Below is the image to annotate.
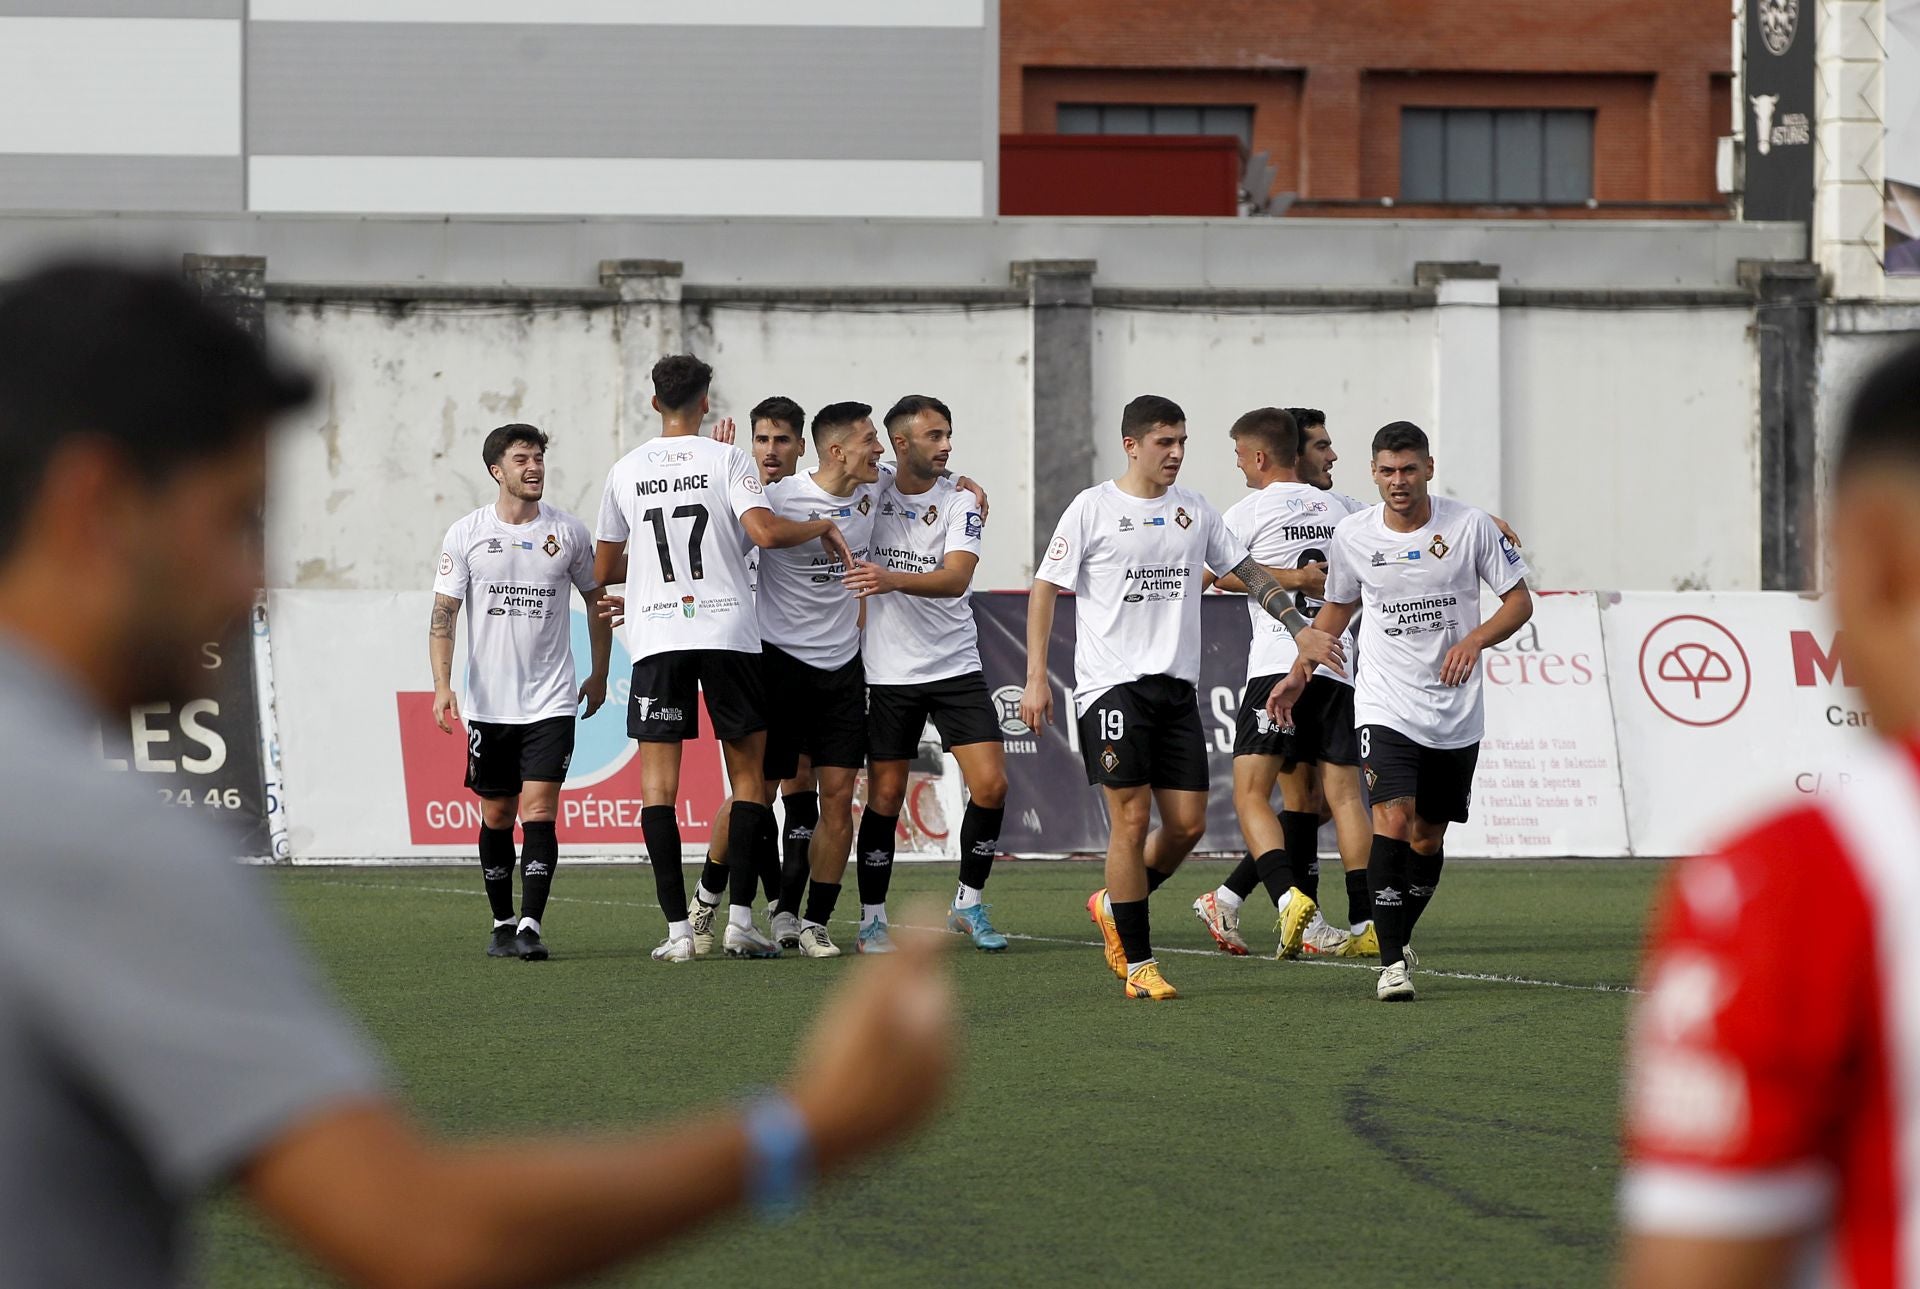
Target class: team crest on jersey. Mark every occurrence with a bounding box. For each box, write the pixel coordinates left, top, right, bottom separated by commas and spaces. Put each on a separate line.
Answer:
543, 534, 560, 557
1428, 534, 1450, 559
857, 495, 872, 516
1175, 508, 1193, 530
681, 596, 696, 619
1100, 745, 1119, 773
922, 505, 938, 527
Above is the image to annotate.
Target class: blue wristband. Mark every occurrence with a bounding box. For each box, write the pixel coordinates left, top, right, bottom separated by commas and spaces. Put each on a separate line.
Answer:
744, 1093, 813, 1222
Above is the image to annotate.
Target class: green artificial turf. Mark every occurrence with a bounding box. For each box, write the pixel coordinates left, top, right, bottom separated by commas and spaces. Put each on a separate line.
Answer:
198, 858, 1664, 1288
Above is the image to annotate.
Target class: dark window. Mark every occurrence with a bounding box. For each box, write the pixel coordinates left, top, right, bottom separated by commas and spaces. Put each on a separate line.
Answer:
1057, 103, 1253, 147
1400, 108, 1594, 203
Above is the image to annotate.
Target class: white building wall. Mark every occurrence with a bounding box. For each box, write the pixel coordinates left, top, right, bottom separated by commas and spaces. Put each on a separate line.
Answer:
1501, 306, 1761, 590
266, 301, 622, 592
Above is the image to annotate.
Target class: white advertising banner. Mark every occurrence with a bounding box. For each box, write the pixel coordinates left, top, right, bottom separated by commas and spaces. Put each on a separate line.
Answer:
270, 589, 959, 861
1447, 591, 1632, 858
1600, 592, 1874, 856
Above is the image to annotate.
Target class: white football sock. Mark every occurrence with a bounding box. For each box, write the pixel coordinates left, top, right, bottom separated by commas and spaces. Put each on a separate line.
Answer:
860, 903, 887, 928
1212, 885, 1243, 912
668, 919, 691, 941
516, 917, 540, 935
728, 904, 753, 930
954, 883, 982, 910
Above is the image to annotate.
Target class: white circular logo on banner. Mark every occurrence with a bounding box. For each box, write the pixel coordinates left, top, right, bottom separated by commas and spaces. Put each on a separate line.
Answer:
1638, 614, 1752, 727
1759, 0, 1798, 55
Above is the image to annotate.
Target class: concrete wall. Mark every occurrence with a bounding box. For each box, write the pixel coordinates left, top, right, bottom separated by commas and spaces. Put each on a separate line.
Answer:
262, 288, 1766, 596
1501, 305, 1761, 589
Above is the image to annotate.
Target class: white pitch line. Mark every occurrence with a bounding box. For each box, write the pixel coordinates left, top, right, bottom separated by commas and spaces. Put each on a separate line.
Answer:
308, 878, 1640, 996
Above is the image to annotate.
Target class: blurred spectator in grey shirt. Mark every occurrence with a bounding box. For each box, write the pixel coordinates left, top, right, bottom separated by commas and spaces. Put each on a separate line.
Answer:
0, 262, 951, 1289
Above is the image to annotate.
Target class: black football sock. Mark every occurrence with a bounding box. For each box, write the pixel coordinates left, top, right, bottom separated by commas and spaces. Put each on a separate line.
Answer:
1252, 848, 1289, 904
1345, 867, 1373, 929
1367, 835, 1411, 967
1145, 867, 1171, 894
776, 792, 819, 916
728, 800, 774, 911
696, 856, 727, 907
803, 880, 842, 927
1110, 897, 1153, 965
957, 802, 1004, 892
640, 804, 689, 923
519, 820, 558, 925
1222, 853, 1260, 900
1406, 846, 1445, 938
1281, 811, 1322, 902
855, 809, 898, 907
753, 808, 782, 905
478, 824, 517, 922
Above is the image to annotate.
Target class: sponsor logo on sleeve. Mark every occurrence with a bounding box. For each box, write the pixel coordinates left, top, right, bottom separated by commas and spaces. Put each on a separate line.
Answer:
1500, 536, 1521, 566
1046, 535, 1069, 562
744, 477, 763, 493
964, 512, 984, 538
439, 552, 454, 575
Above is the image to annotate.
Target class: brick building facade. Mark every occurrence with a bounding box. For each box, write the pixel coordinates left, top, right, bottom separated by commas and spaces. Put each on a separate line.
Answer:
1002, 0, 1733, 218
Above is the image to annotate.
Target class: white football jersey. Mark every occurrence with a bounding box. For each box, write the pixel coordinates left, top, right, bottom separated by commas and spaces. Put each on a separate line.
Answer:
1323, 493, 1529, 749
756, 471, 878, 670
1037, 481, 1246, 715
863, 476, 984, 686
595, 435, 768, 659
1222, 483, 1366, 685
433, 502, 597, 724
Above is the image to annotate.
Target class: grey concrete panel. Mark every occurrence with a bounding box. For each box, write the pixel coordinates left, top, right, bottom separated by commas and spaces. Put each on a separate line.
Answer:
0, 214, 1806, 291
0, 1, 238, 13
0, 155, 241, 213
246, 22, 985, 161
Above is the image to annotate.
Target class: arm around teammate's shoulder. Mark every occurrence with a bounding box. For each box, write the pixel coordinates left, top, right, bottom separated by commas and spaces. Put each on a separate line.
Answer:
242, 927, 954, 1289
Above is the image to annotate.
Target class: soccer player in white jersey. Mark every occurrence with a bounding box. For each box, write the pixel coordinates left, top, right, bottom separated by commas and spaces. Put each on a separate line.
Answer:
1020, 395, 1316, 1001
846, 395, 1010, 953
757, 401, 884, 958
430, 424, 610, 962
593, 356, 850, 963
1269, 420, 1532, 1001
1194, 408, 1374, 961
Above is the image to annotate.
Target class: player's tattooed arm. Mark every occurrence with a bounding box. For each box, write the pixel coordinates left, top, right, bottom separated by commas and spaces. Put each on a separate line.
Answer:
428, 595, 462, 734
1209, 562, 1324, 598
1233, 555, 1343, 657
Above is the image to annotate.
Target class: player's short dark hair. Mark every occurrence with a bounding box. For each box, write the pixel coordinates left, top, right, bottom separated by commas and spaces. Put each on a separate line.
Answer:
1121, 394, 1186, 440
883, 394, 953, 433
1837, 338, 1920, 479
811, 400, 872, 449
0, 260, 311, 559
650, 354, 712, 413
1287, 406, 1327, 455
481, 423, 548, 477
1229, 407, 1299, 466
1372, 420, 1430, 457
750, 395, 805, 435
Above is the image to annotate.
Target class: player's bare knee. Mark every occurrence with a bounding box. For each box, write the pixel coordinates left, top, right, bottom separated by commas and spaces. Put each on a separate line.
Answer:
969, 768, 1008, 809
1373, 798, 1415, 839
